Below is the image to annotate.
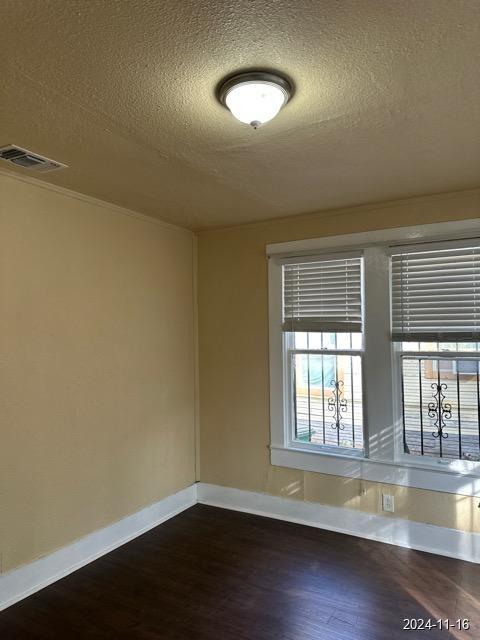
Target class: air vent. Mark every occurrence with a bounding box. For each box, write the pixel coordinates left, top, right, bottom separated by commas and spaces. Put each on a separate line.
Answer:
0, 145, 67, 173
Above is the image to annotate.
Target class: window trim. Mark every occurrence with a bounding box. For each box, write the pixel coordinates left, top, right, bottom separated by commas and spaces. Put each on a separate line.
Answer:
268, 218, 480, 496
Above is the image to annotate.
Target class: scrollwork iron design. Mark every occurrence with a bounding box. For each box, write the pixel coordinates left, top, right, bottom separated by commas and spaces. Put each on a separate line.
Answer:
428, 382, 452, 439
328, 380, 348, 430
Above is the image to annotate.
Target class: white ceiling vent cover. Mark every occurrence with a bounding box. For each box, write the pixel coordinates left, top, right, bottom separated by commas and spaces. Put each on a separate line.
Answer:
0, 145, 67, 173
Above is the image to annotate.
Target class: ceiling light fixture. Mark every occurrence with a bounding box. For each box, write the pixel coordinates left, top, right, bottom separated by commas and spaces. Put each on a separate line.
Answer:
218, 71, 292, 129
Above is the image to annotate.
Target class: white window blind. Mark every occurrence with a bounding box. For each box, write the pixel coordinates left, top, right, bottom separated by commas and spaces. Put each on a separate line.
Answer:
391, 243, 480, 341
282, 254, 363, 333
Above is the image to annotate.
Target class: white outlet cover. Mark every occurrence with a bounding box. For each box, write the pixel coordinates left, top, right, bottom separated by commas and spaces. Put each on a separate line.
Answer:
382, 494, 395, 512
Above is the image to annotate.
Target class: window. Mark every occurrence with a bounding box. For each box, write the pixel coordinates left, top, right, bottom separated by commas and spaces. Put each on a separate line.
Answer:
289, 332, 364, 450
282, 254, 364, 452
392, 244, 480, 463
268, 223, 480, 493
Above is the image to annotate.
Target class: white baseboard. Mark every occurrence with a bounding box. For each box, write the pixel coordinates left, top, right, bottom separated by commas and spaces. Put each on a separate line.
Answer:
0, 484, 197, 612
197, 483, 480, 564
2, 481, 478, 613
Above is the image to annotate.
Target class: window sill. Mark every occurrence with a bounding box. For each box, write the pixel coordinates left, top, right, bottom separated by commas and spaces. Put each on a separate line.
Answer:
270, 445, 480, 497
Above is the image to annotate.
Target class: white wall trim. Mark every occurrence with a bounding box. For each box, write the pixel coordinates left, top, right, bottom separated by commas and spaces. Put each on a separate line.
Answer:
271, 446, 480, 497
197, 483, 480, 564
0, 484, 197, 612
0, 168, 191, 235
266, 217, 480, 256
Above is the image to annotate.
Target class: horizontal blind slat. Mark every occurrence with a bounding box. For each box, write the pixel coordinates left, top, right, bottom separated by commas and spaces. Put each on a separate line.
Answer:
282, 256, 363, 333
391, 244, 480, 341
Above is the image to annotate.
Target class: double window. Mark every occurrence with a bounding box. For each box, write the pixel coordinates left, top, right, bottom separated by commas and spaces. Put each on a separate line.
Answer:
268, 228, 480, 487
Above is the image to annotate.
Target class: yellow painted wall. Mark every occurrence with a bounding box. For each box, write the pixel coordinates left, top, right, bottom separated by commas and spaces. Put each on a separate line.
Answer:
197, 189, 480, 534
0, 174, 196, 572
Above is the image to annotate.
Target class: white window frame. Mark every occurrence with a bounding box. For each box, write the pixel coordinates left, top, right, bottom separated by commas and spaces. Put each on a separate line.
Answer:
268, 218, 480, 497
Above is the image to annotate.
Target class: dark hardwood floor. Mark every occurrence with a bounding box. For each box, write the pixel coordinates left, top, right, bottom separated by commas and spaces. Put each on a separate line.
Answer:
1, 504, 479, 639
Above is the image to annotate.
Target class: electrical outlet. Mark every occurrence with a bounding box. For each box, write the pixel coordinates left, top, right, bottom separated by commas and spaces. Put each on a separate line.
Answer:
382, 494, 395, 513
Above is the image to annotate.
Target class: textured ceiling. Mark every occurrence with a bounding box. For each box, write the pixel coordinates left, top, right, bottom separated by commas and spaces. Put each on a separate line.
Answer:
1, 0, 479, 229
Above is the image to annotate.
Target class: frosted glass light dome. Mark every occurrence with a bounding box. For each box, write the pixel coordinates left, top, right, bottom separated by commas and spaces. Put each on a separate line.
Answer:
219, 72, 292, 129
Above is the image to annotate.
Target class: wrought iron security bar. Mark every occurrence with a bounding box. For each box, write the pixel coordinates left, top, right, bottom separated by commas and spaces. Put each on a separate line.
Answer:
290, 348, 364, 450
401, 355, 480, 460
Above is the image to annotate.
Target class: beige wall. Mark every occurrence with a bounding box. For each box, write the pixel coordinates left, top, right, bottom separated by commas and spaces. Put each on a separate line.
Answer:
0, 173, 196, 572
197, 188, 480, 534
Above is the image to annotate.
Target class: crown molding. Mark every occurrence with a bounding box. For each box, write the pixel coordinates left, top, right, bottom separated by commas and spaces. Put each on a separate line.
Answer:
0, 167, 191, 235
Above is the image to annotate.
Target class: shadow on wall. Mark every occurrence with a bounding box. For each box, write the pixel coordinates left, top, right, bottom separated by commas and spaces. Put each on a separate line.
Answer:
266, 461, 480, 539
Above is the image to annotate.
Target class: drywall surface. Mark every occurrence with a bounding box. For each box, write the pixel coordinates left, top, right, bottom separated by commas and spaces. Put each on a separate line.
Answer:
198, 189, 480, 533
0, 173, 196, 571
